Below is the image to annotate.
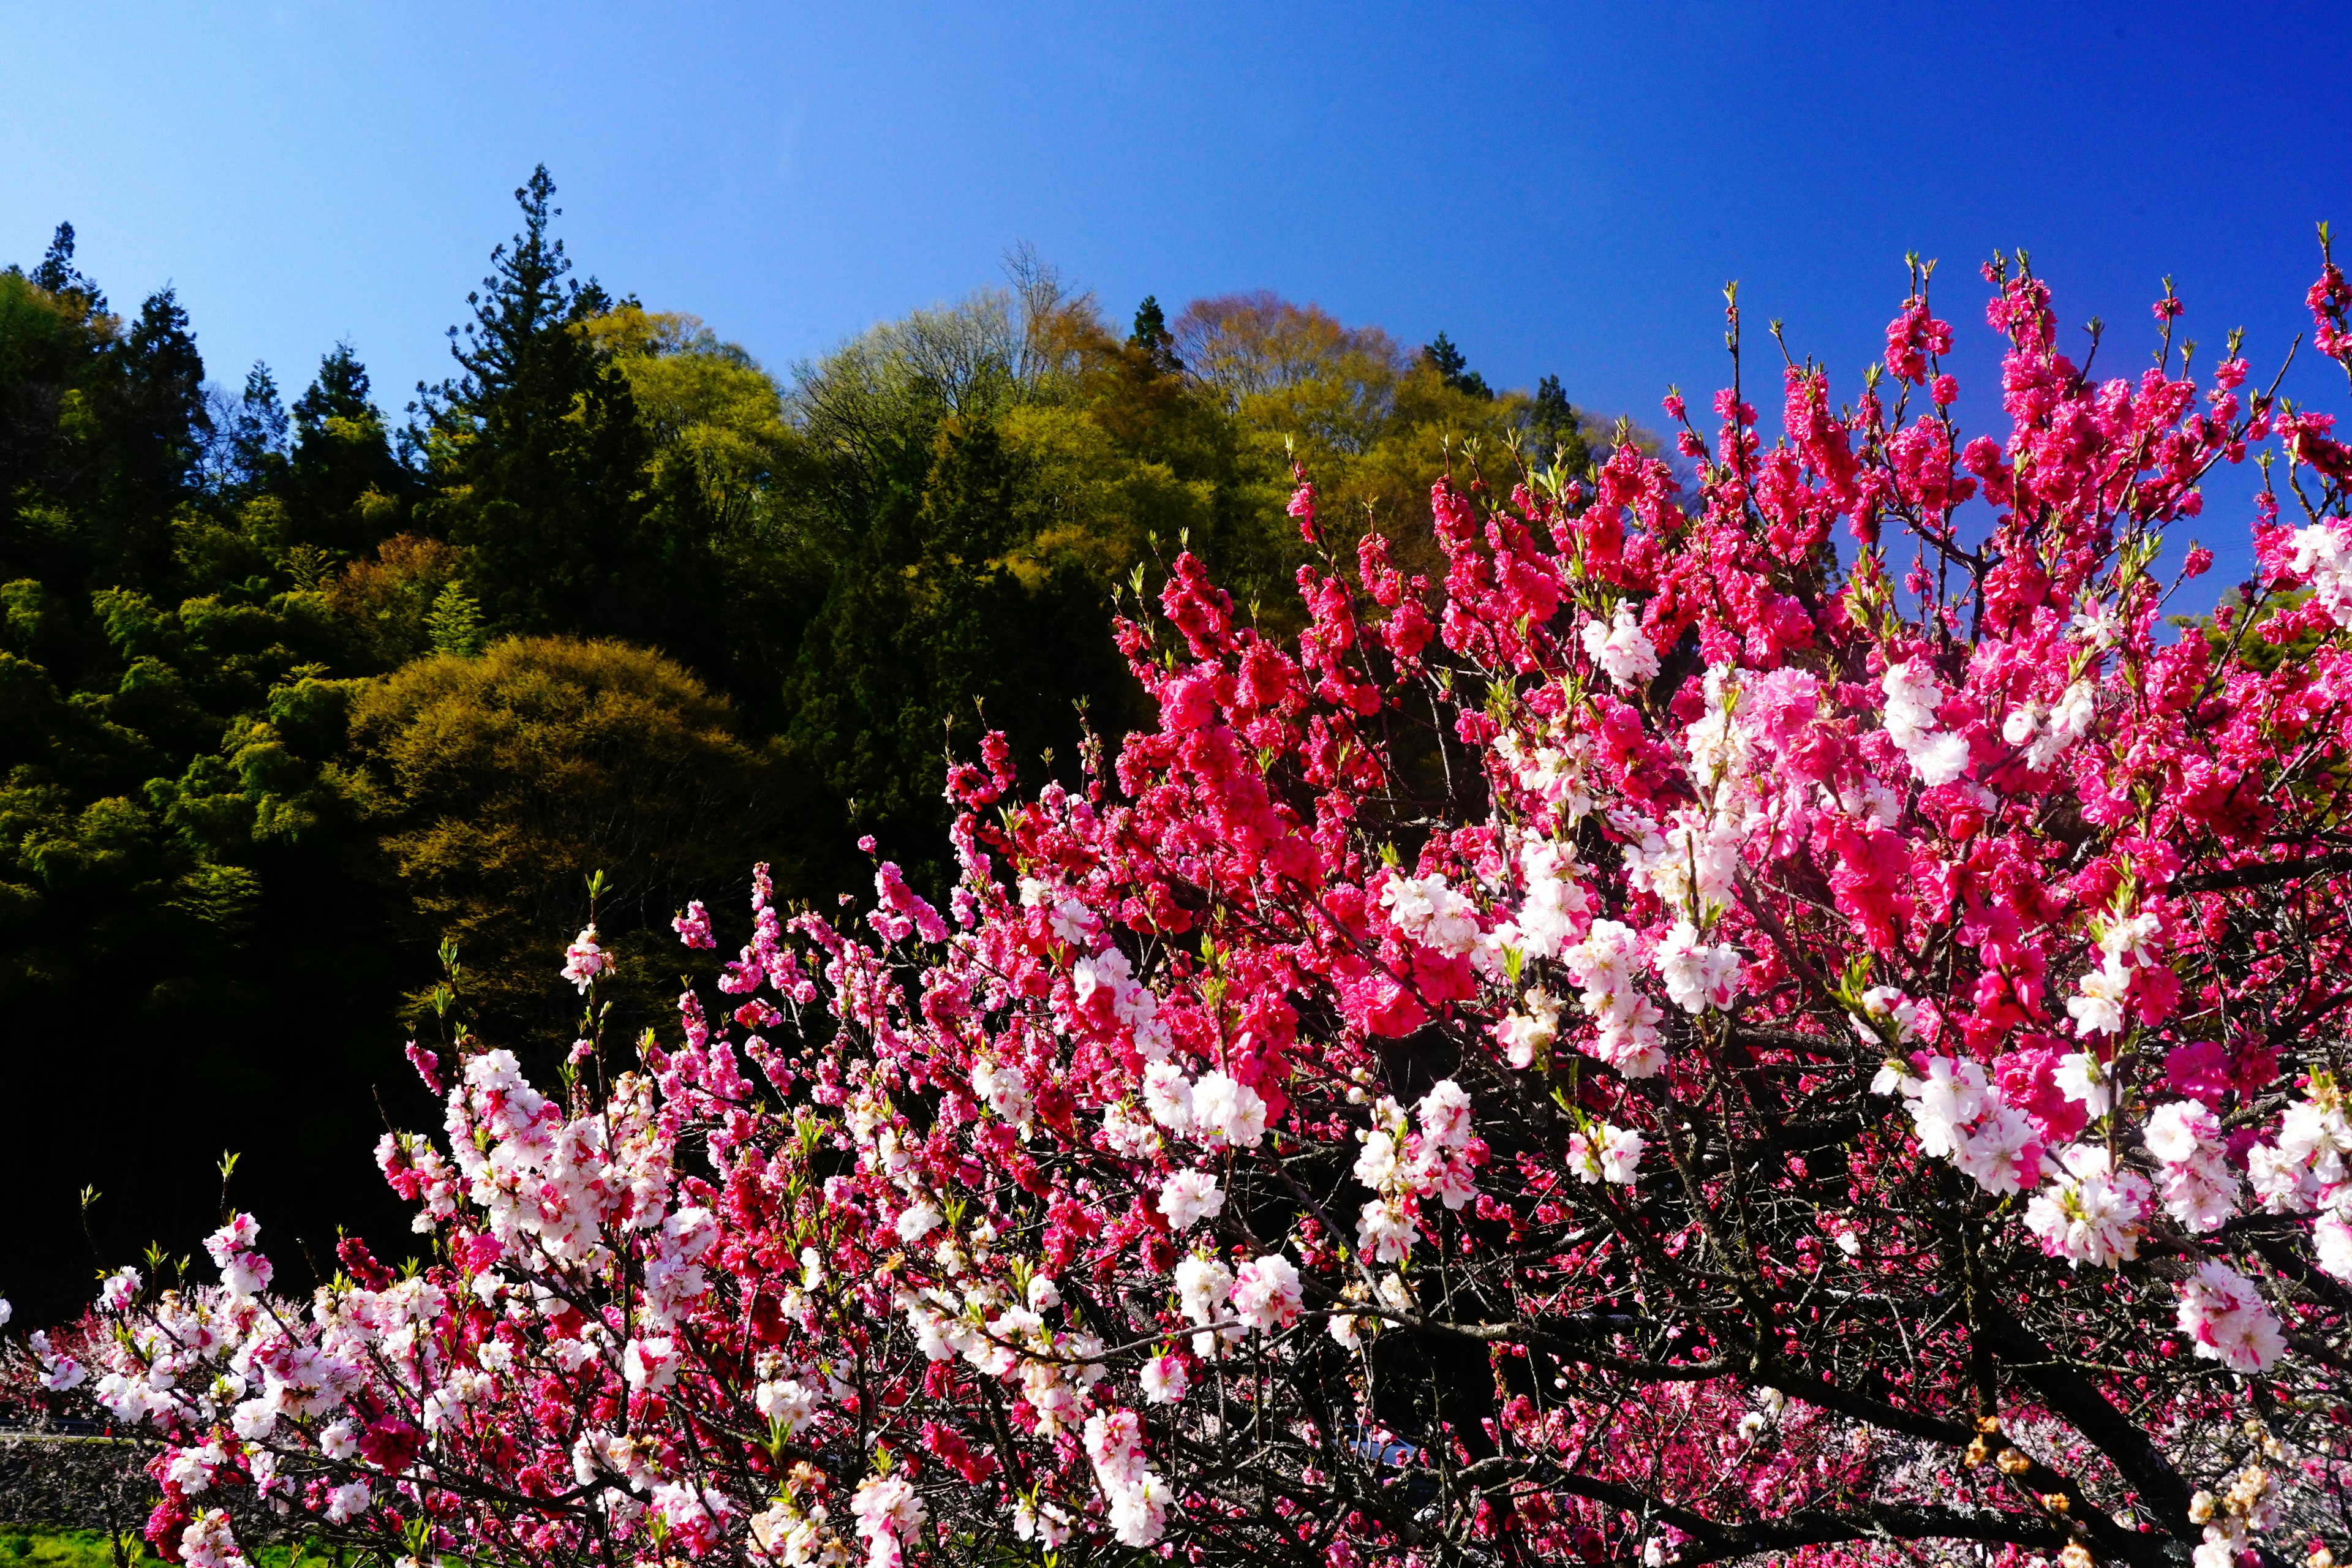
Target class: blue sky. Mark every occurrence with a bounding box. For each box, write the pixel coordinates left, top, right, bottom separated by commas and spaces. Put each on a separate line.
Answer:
6, 1, 2350, 582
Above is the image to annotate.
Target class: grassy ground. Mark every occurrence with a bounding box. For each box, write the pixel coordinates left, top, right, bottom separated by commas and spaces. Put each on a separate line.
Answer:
0, 1531, 344, 1568
0, 1531, 154, 1568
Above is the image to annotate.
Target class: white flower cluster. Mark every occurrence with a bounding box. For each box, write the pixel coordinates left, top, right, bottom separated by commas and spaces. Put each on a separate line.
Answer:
1491, 729, 1596, 824
1380, 870, 1483, 957
2291, 521, 2352, 628
1862, 998, 2190, 1270
1652, 919, 1744, 1014
1231, 1253, 1305, 1332
968, 1057, 1035, 1129
1084, 1409, 1172, 1547
1492, 837, 1589, 960
1850, 985, 1921, 1054
2022, 1145, 2152, 1268
1680, 669, 1755, 793
1874, 1047, 2041, 1196
1566, 1122, 1644, 1186
439, 1049, 675, 1272
1352, 1082, 1482, 1264
895, 1275, 1108, 1438
2144, 1099, 2241, 1232
1141, 1064, 1268, 1148
2000, 679, 2095, 771
1621, 810, 1742, 919
1880, 659, 1971, 787
2070, 597, 2122, 648
1175, 1254, 1240, 1357
1494, 987, 1562, 1069
747, 1469, 848, 1566
849, 1475, 927, 1566
2247, 1077, 2352, 1287
2251, 1078, 2352, 1215
1580, 603, 1660, 688
2175, 1261, 2287, 1374
1157, 1169, 1224, 1231
1560, 920, 1665, 1076
2065, 909, 2162, 1039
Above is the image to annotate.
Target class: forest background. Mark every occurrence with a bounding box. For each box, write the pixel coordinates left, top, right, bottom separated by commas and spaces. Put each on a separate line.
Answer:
0, 173, 1605, 1320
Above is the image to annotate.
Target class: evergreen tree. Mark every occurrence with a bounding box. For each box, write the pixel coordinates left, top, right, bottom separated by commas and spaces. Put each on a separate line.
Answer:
216, 362, 290, 497
417, 167, 659, 641
91, 287, 208, 590
1526, 373, 1593, 472
29, 222, 104, 311
1129, 295, 1181, 373
295, 344, 380, 436
287, 344, 410, 552
1422, 331, 1493, 399
1, 236, 114, 590
426, 579, 487, 656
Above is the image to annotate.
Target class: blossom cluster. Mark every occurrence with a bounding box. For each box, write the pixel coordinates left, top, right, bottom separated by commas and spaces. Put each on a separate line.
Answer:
48, 247, 2352, 1568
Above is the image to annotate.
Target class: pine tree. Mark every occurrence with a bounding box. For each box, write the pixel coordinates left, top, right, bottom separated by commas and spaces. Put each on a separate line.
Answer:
1129, 295, 1181, 373
216, 363, 290, 497
29, 222, 104, 312
287, 344, 410, 552
1422, 331, 1493, 399
417, 167, 658, 639
1526, 374, 1593, 473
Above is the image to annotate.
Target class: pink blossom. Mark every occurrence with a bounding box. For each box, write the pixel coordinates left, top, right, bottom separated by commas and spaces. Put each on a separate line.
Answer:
2176, 1261, 2285, 1373
560, 924, 608, 992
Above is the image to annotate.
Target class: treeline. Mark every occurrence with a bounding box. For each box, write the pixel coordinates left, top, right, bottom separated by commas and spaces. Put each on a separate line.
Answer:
0, 168, 1602, 1317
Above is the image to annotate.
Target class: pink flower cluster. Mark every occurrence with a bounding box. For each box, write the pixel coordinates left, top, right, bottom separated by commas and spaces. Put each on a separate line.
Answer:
47, 247, 2352, 1568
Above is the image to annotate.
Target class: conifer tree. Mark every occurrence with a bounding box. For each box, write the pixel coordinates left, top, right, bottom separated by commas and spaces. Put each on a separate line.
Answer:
215, 363, 290, 497
1526, 372, 1593, 472
287, 344, 410, 552
92, 287, 208, 590
29, 221, 104, 311
1129, 294, 1181, 373
425, 579, 487, 656
416, 166, 657, 639
1421, 329, 1492, 399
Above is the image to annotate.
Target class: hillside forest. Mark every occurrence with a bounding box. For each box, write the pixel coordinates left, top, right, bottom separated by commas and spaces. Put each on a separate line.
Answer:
0, 168, 1611, 1319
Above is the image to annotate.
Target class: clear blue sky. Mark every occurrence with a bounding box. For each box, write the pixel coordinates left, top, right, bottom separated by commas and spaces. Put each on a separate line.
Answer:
6, 1, 2350, 580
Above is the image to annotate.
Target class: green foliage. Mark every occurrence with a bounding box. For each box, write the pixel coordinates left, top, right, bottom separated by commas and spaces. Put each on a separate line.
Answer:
425, 580, 486, 657
0, 174, 1627, 1321
346, 636, 794, 1044
415, 167, 664, 646
283, 344, 413, 554
0, 1530, 154, 1568
1422, 330, 1492, 399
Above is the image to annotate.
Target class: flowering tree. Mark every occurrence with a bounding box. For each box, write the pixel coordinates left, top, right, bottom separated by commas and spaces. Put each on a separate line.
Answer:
48, 244, 2352, 1568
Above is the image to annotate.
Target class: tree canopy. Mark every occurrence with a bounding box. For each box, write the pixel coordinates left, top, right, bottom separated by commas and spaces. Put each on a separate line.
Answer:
0, 168, 1621, 1319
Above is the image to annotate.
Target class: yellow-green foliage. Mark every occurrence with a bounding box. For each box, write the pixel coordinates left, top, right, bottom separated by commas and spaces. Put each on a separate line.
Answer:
346, 636, 793, 1038
994, 402, 1218, 587
588, 306, 801, 533
1171, 292, 1603, 590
